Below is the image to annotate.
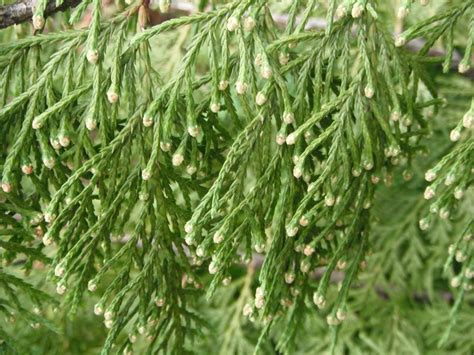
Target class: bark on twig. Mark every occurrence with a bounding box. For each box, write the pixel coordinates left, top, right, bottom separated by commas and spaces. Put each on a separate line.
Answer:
0, 0, 82, 29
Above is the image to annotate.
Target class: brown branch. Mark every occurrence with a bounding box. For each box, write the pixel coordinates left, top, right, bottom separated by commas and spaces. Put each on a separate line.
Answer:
0, 0, 82, 30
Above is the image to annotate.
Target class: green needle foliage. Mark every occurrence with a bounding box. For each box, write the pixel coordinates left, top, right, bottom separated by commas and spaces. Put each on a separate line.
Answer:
0, 0, 473, 353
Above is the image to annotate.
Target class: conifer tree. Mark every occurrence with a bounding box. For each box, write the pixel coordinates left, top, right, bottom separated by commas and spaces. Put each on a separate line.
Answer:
0, 0, 473, 353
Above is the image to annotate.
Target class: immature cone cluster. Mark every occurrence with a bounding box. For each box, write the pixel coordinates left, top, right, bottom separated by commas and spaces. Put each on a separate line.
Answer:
325, 194, 335, 207
94, 304, 104, 315
453, 187, 464, 200
187, 125, 200, 137
208, 261, 218, 274
462, 112, 473, 128
155, 298, 165, 307
1, 182, 12, 193
260, 65, 272, 79
42, 234, 53, 246
395, 36, 406, 47
243, 17, 255, 32
419, 218, 430, 231
32, 117, 43, 129
107, 91, 119, 104
299, 215, 309, 226
279, 52, 289, 65
210, 102, 220, 113
184, 221, 193, 234
218, 80, 229, 91
351, 3, 364, 18
449, 129, 461, 142
458, 63, 470, 74
172, 153, 184, 167
286, 225, 298, 237
397, 6, 409, 19
335, 4, 346, 19
142, 115, 153, 127
50, 138, 61, 150
283, 112, 294, 124
293, 165, 303, 179
213, 231, 224, 244
255, 92, 267, 106
254, 243, 265, 253
424, 186, 435, 200
255, 287, 265, 309
276, 133, 286, 145
286, 133, 296, 145
43, 157, 55, 169
21, 165, 33, 175
337, 260, 347, 270
185, 234, 194, 245
226, 16, 239, 32
364, 85, 374, 99
32, 15, 45, 30
54, 263, 65, 278
85, 117, 97, 131
160, 141, 171, 151
303, 245, 315, 256
141, 169, 152, 181
158, 0, 171, 13
86, 49, 99, 64
235, 81, 248, 95
59, 135, 70, 147
425, 169, 437, 182
56, 283, 66, 295
242, 303, 253, 317
88, 280, 97, 292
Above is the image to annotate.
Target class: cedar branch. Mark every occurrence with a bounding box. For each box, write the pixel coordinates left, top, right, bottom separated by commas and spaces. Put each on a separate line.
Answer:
0, 0, 82, 29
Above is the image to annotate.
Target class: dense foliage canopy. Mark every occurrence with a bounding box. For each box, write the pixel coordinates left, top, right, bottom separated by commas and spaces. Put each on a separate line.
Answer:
0, 0, 472, 353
